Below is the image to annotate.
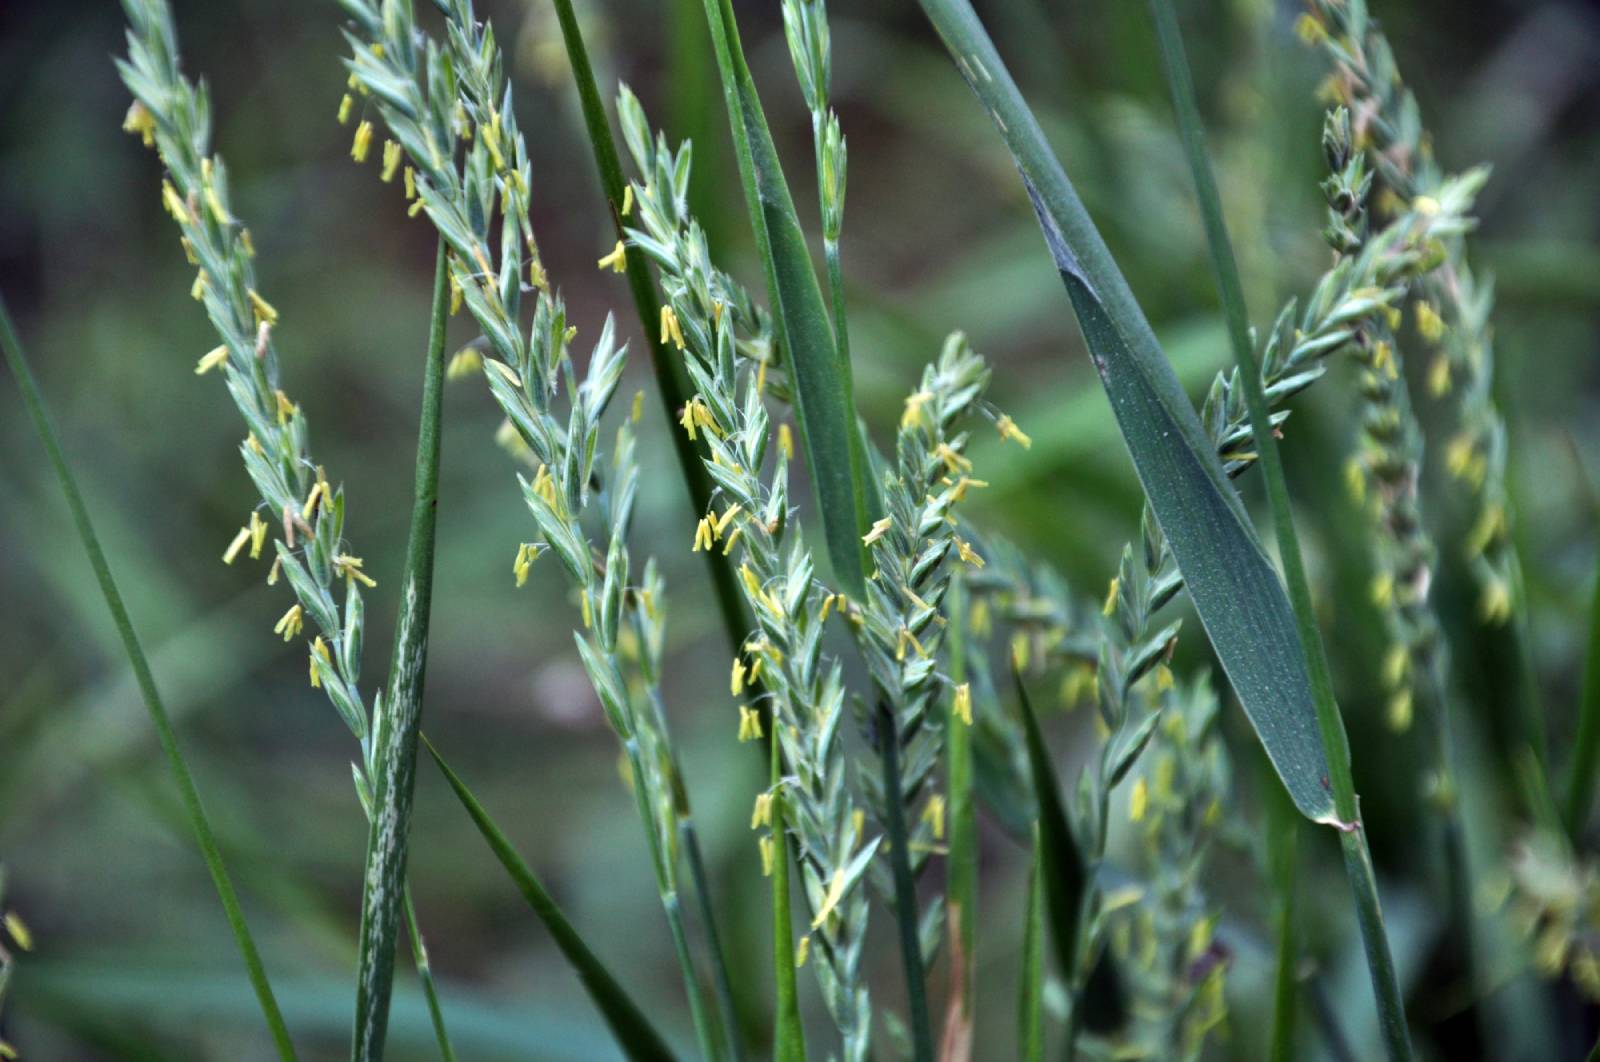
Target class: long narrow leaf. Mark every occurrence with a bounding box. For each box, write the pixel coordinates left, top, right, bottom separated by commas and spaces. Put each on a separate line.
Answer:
422, 736, 676, 1061
1018, 824, 1044, 1062
352, 242, 451, 1059
697, 0, 875, 597
1012, 669, 1085, 987
1143, 4, 1410, 1056
0, 292, 297, 1060
914, 0, 1337, 826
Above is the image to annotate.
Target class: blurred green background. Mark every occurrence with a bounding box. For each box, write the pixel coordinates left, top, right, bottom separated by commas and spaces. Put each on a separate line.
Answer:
2, 0, 1598, 1057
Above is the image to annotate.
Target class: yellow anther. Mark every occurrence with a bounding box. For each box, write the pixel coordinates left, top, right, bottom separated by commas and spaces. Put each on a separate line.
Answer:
162, 180, 189, 221
1383, 643, 1410, 689
621, 184, 634, 217
1387, 689, 1414, 732
273, 603, 304, 641
381, 140, 402, 182
954, 537, 984, 568
1371, 571, 1395, 608
195, 344, 229, 375
3, 911, 32, 951
693, 517, 714, 552
1480, 578, 1512, 625
953, 683, 972, 726
811, 869, 848, 929
446, 348, 483, 379
248, 289, 280, 327
1412, 195, 1441, 217
403, 166, 416, 200
1415, 301, 1446, 342
1372, 340, 1397, 380
514, 543, 537, 587
309, 636, 330, 688
658, 304, 685, 350
751, 791, 774, 829
334, 553, 378, 588
351, 120, 374, 163
731, 658, 747, 696
337, 94, 354, 125
863, 517, 893, 546
631, 390, 645, 423
901, 390, 932, 430
249, 511, 269, 559
950, 476, 988, 503
1428, 354, 1452, 396
722, 526, 743, 555
1293, 12, 1327, 44
580, 591, 593, 630
222, 526, 252, 565
597, 240, 627, 273
778, 422, 794, 460
1130, 777, 1149, 822
759, 835, 775, 877
738, 704, 764, 743
122, 99, 157, 147
935, 442, 972, 473
266, 555, 282, 586
1102, 576, 1120, 617
795, 935, 810, 968
996, 413, 1032, 448
922, 793, 946, 840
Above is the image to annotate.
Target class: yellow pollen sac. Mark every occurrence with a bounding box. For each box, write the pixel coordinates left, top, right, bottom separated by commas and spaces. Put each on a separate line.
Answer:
266, 555, 282, 586
273, 603, 304, 642
1371, 340, 1397, 380
309, 637, 330, 688
337, 94, 354, 125
482, 113, 506, 171
301, 479, 327, 521
248, 289, 280, 327
778, 422, 794, 460
954, 537, 984, 568
621, 184, 634, 217
403, 166, 417, 200
953, 683, 972, 726
161, 180, 188, 222
1387, 689, 1413, 732
811, 869, 848, 929
738, 704, 764, 743
334, 553, 378, 588
580, 592, 593, 630
922, 793, 946, 840
901, 390, 932, 429
1344, 455, 1367, 503
1428, 354, 1453, 396
513, 543, 536, 587
996, 413, 1032, 448
1383, 643, 1410, 689
679, 401, 699, 441
1293, 12, 1328, 44
756, 358, 768, 395
692, 516, 715, 553
122, 99, 157, 147
222, 526, 252, 565
759, 835, 775, 877
4, 910, 32, 951
731, 658, 747, 696
1102, 576, 1120, 617
751, 791, 773, 829
1412, 194, 1441, 217
446, 347, 483, 379
659, 304, 685, 350
950, 476, 988, 503
1415, 301, 1446, 342
863, 517, 893, 546
380, 140, 402, 182
631, 390, 645, 423
351, 120, 374, 163
1130, 776, 1149, 822
249, 511, 269, 559
1371, 571, 1395, 608
597, 240, 627, 273
1155, 664, 1174, 692
195, 344, 229, 375
794, 935, 810, 968
722, 526, 743, 556
935, 442, 972, 473
239, 229, 256, 258
1480, 578, 1512, 625
715, 504, 743, 537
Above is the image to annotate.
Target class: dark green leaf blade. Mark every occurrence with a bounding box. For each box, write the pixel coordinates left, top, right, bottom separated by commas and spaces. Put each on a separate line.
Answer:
918, 0, 1338, 825
422, 736, 676, 1062
1013, 667, 1086, 982
698, 0, 874, 597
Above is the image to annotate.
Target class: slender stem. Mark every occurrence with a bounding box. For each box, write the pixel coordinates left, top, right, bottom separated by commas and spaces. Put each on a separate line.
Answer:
352, 240, 450, 1060
1267, 780, 1299, 1062
1144, 3, 1411, 1056
681, 821, 743, 1062
770, 734, 805, 1062
875, 704, 934, 1062
1, 291, 297, 1060
547, 0, 749, 660
404, 889, 456, 1062
943, 575, 977, 1057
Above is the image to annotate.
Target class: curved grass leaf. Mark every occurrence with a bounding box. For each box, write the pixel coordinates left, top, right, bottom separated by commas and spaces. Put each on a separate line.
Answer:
1, 292, 298, 1060
697, 0, 875, 597
352, 242, 450, 1060
1012, 668, 1084, 985
422, 736, 676, 1062
914, 0, 1336, 827
1018, 824, 1044, 1062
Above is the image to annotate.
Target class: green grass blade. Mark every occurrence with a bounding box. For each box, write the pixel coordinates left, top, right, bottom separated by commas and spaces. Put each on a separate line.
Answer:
352, 241, 450, 1060
404, 890, 457, 1062
546, 0, 750, 659
1265, 767, 1299, 1062
942, 575, 977, 1059
421, 736, 677, 1061
698, 0, 875, 597
1143, 4, 1410, 1056
915, 0, 1337, 826
0, 291, 297, 1061
1011, 668, 1085, 990
1019, 824, 1044, 1062
769, 735, 805, 1062
874, 705, 935, 1061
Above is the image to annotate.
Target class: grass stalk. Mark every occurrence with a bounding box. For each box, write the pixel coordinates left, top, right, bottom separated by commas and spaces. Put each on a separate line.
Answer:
421, 736, 676, 1061
351, 240, 450, 1060
769, 734, 805, 1062
1144, 3, 1411, 1055
546, 0, 749, 658
942, 575, 977, 1059
1266, 774, 1299, 1062
0, 291, 297, 1061
874, 704, 934, 1062
1019, 826, 1044, 1062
